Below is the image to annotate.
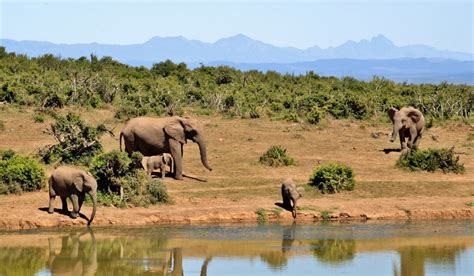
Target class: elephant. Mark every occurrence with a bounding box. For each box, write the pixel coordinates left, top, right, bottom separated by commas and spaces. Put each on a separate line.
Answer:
142, 153, 175, 178
120, 116, 212, 180
388, 107, 425, 151
280, 178, 304, 219
48, 166, 97, 225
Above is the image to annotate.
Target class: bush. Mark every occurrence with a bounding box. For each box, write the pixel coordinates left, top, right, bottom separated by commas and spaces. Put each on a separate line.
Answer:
259, 146, 295, 167
38, 113, 106, 164
309, 163, 355, 194
0, 151, 45, 194
396, 147, 464, 173
89, 150, 171, 207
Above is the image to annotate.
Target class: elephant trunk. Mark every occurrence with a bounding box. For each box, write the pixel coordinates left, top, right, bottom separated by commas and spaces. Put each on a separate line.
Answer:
88, 190, 97, 226
195, 136, 212, 171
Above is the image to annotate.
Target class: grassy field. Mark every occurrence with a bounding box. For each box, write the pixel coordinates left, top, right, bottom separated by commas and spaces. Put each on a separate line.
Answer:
0, 105, 473, 228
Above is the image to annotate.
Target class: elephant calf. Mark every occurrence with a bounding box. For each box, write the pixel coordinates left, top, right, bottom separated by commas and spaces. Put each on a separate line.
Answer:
388, 106, 425, 151
142, 153, 174, 178
281, 178, 304, 219
48, 166, 97, 225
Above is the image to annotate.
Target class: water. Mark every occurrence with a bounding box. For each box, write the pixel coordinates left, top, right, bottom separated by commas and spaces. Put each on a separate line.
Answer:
0, 220, 472, 275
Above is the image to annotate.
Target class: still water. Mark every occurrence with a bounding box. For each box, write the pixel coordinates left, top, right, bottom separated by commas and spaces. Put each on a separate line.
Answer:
0, 220, 472, 275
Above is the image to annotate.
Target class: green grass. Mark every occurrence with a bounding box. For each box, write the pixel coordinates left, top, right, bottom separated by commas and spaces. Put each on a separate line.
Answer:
255, 208, 267, 224
465, 202, 474, 207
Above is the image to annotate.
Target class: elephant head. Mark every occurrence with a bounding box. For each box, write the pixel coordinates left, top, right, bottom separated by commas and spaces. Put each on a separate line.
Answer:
164, 118, 212, 171
73, 172, 97, 226
388, 107, 423, 143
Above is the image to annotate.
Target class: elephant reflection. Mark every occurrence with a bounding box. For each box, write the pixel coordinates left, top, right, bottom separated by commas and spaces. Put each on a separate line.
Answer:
393, 245, 466, 276
46, 230, 97, 275
260, 224, 299, 270
168, 248, 212, 276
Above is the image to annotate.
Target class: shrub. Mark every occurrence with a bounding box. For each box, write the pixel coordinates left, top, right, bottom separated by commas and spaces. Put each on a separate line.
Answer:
396, 147, 464, 173
309, 163, 355, 194
89, 150, 171, 207
259, 146, 295, 167
38, 113, 106, 164
32, 113, 45, 123
0, 151, 45, 194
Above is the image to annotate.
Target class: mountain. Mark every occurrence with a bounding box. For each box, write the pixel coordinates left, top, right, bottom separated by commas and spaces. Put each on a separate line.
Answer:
204, 58, 474, 85
1, 34, 472, 65
1, 34, 473, 84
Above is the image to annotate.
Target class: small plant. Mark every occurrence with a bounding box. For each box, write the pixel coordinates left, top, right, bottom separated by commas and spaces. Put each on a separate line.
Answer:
38, 112, 107, 164
396, 147, 464, 173
465, 202, 474, 207
255, 208, 267, 224
467, 133, 474, 141
259, 145, 295, 167
0, 151, 45, 194
320, 210, 331, 221
144, 178, 173, 205
32, 113, 45, 123
309, 163, 355, 194
0, 120, 4, 131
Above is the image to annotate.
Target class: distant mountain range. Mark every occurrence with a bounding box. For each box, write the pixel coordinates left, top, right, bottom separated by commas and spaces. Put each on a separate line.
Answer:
1, 34, 473, 84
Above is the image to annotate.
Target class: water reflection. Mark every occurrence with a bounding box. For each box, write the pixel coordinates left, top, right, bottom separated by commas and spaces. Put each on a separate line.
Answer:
0, 222, 472, 275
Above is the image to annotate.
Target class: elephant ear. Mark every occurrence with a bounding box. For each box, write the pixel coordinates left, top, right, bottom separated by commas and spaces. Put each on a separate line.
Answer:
164, 122, 186, 144
73, 174, 84, 193
407, 109, 422, 124
387, 107, 397, 123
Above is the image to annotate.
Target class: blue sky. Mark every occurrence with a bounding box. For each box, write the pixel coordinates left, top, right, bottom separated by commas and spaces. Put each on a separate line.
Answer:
1, 0, 472, 53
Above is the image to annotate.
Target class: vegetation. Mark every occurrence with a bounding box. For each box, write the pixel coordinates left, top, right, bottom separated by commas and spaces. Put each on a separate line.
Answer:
38, 112, 107, 164
396, 147, 464, 173
259, 145, 295, 167
0, 150, 45, 194
309, 163, 355, 194
0, 48, 471, 124
89, 150, 172, 207
255, 208, 267, 223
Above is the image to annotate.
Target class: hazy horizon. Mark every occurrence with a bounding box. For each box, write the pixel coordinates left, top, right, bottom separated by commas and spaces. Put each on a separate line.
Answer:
1, 0, 472, 54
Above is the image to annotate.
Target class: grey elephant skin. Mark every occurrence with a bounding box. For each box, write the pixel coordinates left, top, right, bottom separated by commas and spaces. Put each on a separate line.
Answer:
143, 153, 174, 178
120, 116, 212, 180
280, 178, 304, 219
48, 166, 97, 225
388, 107, 425, 151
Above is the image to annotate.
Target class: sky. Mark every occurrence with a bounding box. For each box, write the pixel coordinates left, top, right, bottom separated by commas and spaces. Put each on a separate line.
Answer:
0, 0, 473, 53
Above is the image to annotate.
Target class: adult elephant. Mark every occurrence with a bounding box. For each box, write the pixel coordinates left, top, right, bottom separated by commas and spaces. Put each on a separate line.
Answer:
120, 116, 212, 180
388, 107, 425, 151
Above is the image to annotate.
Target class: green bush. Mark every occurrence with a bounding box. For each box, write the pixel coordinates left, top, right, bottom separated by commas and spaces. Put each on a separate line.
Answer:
37, 112, 106, 164
32, 113, 45, 123
89, 150, 171, 207
259, 145, 295, 167
0, 151, 45, 194
309, 163, 355, 194
396, 147, 464, 173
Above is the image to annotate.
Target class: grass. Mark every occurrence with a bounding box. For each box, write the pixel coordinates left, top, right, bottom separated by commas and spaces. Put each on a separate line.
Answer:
465, 202, 474, 207
255, 208, 267, 224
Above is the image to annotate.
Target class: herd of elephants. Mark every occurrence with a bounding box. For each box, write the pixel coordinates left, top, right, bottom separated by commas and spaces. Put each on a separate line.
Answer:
47, 106, 425, 225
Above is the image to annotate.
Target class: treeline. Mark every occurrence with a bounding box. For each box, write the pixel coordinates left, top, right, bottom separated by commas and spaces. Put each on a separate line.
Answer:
0, 47, 472, 123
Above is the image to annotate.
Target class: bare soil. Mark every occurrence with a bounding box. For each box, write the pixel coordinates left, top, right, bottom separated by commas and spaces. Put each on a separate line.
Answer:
0, 107, 473, 230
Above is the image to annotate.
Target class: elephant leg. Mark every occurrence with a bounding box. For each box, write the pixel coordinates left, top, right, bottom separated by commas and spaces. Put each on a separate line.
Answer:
61, 197, 68, 213
160, 164, 166, 178
170, 140, 183, 180
70, 194, 79, 218
399, 132, 407, 150
48, 196, 55, 214
78, 193, 85, 211
413, 135, 422, 148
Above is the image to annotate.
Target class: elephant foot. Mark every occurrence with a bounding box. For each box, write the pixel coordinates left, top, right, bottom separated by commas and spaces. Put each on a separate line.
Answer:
70, 212, 79, 219
174, 175, 184, 181
48, 209, 54, 214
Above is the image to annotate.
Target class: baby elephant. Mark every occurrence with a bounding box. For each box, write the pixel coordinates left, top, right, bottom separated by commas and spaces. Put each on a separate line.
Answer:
143, 153, 174, 178
281, 178, 304, 219
48, 166, 97, 225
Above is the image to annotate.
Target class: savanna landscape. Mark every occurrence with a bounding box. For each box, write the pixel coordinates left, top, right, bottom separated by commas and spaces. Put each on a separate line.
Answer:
0, 49, 473, 230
